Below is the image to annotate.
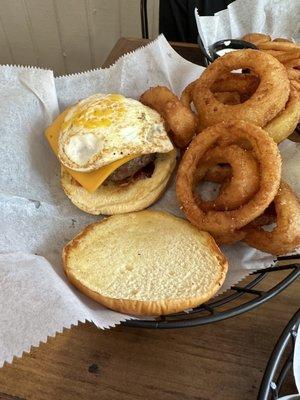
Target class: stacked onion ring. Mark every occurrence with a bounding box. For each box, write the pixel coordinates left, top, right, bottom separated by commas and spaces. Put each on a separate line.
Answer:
140, 47, 300, 256
180, 49, 300, 144
176, 120, 300, 254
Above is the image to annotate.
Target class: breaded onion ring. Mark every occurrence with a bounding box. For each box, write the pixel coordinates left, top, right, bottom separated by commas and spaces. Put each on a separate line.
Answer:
192, 49, 290, 128
244, 182, 300, 255
181, 73, 259, 109
269, 50, 300, 63
247, 204, 276, 228
242, 33, 271, 45
196, 145, 259, 211
208, 190, 276, 246
214, 231, 247, 245
214, 91, 241, 105
176, 120, 281, 235
287, 68, 300, 81
140, 86, 198, 148
211, 73, 259, 96
291, 80, 300, 93
273, 38, 294, 43
204, 165, 231, 183
264, 85, 300, 143
285, 59, 300, 86
258, 41, 300, 52
283, 59, 300, 70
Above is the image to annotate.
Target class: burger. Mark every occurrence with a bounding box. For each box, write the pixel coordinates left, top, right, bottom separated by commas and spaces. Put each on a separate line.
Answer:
45, 93, 176, 215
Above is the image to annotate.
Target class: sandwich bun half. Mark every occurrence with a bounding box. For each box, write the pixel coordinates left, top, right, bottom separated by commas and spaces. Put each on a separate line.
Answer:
62, 211, 228, 316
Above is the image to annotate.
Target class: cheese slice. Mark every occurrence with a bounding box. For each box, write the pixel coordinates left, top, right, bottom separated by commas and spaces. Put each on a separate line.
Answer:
45, 109, 141, 193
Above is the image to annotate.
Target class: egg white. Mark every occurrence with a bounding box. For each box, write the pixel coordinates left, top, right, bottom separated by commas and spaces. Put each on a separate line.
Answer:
58, 93, 173, 172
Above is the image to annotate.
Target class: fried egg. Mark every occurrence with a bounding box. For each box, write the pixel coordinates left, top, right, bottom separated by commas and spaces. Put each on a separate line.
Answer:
57, 94, 174, 172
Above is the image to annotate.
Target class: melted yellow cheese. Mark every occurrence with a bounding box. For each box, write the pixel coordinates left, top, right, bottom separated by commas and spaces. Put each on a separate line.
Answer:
45, 109, 140, 193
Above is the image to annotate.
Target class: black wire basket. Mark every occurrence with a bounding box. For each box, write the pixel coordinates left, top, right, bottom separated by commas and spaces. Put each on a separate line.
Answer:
123, 255, 300, 329
258, 308, 300, 400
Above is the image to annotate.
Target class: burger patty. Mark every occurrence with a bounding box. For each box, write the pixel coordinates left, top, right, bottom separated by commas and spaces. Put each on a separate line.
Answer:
109, 154, 156, 182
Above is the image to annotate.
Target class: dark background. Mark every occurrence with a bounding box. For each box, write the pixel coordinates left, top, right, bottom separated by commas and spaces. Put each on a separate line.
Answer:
159, 0, 234, 42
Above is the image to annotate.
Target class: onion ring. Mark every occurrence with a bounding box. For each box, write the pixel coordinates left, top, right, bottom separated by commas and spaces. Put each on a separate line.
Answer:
285, 59, 300, 84
247, 204, 276, 228
192, 49, 290, 128
196, 145, 260, 211
203, 165, 231, 183
181, 73, 259, 109
140, 86, 198, 148
291, 79, 300, 93
244, 182, 300, 255
211, 73, 259, 96
287, 68, 300, 81
258, 41, 300, 52
214, 231, 247, 245
213, 91, 241, 105
207, 188, 276, 246
273, 38, 294, 43
284, 59, 300, 69
266, 50, 300, 63
264, 84, 300, 143
176, 120, 281, 235
214, 208, 276, 246
242, 33, 271, 45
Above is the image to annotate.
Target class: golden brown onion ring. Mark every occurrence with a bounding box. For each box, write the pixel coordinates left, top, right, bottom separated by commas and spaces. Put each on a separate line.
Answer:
140, 86, 198, 148
214, 231, 247, 245
210, 73, 259, 96
242, 33, 271, 45
196, 145, 260, 211
285, 59, 300, 86
203, 165, 231, 183
192, 50, 290, 128
247, 204, 276, 228
176, 120, 281, 235
206, 186, 276, 246
287, 68, 300, 81
244, 182, 300, 255
291, 79, 300, 93
264, 85, 300, 143
284, 59, 300, 69
258, 41, 300, 52
273, 38, 294, 43
269, 50, 300, 63
181, 73, 259, 109
213, 91, 241, 105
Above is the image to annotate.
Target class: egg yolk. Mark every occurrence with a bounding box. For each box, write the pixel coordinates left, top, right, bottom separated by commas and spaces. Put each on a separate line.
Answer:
63, 94, 125, 131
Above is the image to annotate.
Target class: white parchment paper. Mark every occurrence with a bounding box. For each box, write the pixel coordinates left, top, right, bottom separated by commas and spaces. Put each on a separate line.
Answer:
0, 35, 299, 367
195, 0, 300, 54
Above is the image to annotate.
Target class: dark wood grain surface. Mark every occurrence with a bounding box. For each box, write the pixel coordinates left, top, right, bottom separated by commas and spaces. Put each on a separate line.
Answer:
0, 38, 299, 400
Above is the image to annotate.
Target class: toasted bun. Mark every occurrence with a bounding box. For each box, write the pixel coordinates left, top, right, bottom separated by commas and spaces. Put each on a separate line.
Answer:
61, 150, 177, 215
62, 211, 228, 316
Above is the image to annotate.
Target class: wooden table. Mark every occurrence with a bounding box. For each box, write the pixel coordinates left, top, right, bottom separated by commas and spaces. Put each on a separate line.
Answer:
0, 38, 299, 400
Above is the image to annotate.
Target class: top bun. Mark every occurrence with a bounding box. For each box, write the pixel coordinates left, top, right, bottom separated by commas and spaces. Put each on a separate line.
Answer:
63, 211, 228, 316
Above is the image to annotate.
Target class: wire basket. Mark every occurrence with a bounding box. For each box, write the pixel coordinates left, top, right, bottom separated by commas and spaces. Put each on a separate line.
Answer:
258, 308, 300, 400
123, 255, 300, 329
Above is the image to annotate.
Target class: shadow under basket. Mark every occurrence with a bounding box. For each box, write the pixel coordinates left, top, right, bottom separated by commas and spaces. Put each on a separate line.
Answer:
122, 255, 300, 329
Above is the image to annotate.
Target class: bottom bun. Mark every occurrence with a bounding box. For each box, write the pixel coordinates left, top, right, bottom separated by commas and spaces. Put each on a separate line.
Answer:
61, 150, 176, 215
62, 211, 228, 316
